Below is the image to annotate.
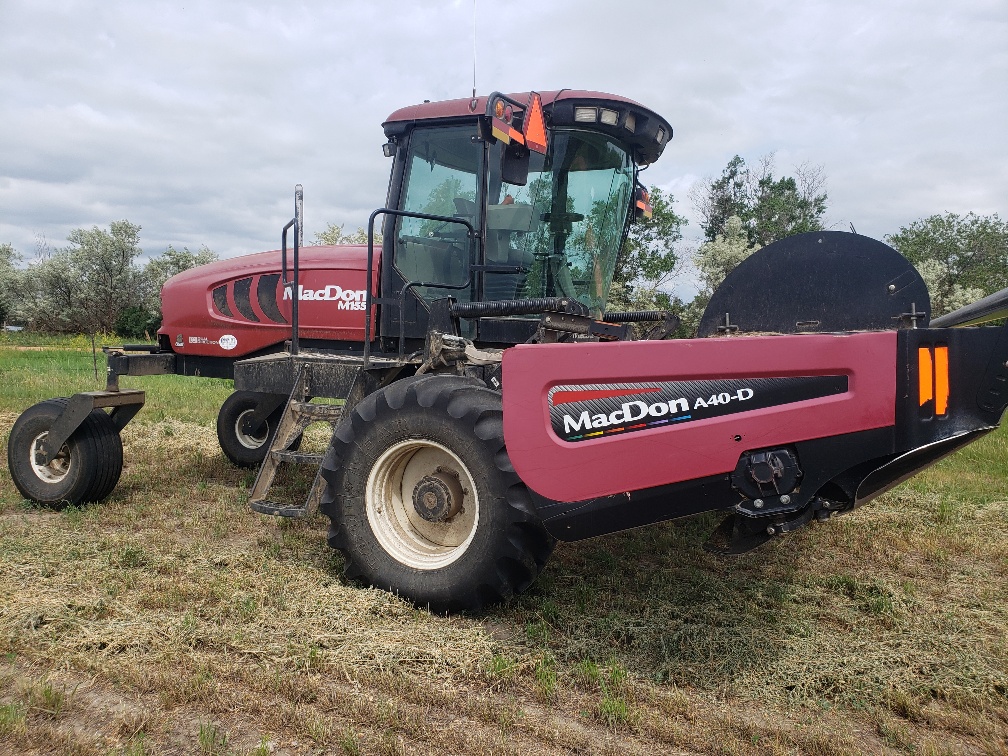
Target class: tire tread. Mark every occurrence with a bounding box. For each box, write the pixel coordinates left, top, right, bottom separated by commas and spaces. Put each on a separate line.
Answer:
320, 375, 554, 612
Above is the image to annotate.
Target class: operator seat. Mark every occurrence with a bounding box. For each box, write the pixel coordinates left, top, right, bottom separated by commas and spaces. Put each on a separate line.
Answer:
483, 202, 534, 301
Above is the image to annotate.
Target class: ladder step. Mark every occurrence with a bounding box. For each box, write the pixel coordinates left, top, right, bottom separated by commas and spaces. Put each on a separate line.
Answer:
249, 499, 310, 518
291, 401, 343, 420
248, 364, 346, 519
270, 450, 324, 465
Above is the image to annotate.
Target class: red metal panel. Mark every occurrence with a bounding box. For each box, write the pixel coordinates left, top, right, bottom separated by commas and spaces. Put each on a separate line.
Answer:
502, 332, 898, 502
158, 245, 380, 358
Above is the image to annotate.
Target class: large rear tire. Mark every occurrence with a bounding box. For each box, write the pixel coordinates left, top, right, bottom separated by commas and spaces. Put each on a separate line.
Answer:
216, 391, 298, 468
7, 398, 124, 507
320, 375, 554, 613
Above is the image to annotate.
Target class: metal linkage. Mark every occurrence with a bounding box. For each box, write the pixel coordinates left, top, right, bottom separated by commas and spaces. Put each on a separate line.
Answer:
38, 390, 145, 464
603, 310, 681, 340
540, 312, 628, 341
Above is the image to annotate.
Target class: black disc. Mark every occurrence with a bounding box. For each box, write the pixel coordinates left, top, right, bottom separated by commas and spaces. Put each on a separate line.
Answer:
697, 231, 930, 337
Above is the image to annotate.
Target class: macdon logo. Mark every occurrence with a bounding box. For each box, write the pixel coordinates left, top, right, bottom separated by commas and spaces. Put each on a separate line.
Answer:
560, 388, 754, 435
282, 284, 367, 310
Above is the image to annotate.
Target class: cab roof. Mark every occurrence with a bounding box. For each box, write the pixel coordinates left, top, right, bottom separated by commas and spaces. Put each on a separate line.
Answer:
383, 90, 673, 165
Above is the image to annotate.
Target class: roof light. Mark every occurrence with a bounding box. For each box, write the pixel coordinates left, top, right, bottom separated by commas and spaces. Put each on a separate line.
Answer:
656, 126, 666, 144
574, 107, 598, 123
599, 108, 619, 126
624, 113, 636, 133
494, 99, 505, 119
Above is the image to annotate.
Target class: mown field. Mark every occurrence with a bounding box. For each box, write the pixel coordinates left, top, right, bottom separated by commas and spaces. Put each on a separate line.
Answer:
0, 335, 1006, 755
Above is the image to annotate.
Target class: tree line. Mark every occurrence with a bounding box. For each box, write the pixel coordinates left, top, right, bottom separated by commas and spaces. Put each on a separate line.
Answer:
614, 153, 1007, 333
0, 223, 216, 339
1, 155, 1003, 339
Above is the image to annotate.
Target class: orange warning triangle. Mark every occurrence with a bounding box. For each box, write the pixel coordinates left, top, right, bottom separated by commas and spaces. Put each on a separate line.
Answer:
523, 92, 548, 154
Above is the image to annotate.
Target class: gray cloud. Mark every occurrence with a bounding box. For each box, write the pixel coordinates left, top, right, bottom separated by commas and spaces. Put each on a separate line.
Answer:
1, 0, 1004, 271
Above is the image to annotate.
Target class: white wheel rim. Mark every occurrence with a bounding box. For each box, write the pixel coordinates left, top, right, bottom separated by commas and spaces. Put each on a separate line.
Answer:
366, 439, 480, 570
235, 409, 269, 449
30, 432, 71, 483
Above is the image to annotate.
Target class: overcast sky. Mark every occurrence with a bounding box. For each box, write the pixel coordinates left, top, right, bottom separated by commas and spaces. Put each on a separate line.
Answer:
2, 0, 1005, 286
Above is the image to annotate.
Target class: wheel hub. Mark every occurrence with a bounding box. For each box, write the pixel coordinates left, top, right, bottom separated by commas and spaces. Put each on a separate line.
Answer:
412, 469, 464, 522
235, 409, 269, 449
30, 432, 71, 483
365, 439, 480, 570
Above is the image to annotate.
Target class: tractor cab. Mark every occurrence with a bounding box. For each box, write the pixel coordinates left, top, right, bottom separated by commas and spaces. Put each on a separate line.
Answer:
376, 91, 673, 350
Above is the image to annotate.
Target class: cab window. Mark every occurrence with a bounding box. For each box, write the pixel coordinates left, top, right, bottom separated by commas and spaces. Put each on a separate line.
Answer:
395, 125, 483, 303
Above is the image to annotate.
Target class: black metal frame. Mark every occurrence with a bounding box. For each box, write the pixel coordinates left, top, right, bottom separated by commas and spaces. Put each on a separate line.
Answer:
364, 207, 478, 368
37, 390, 145, 465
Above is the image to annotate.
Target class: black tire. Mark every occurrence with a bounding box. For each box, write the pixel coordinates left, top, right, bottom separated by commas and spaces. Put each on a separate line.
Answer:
320, 375, 555, 613
86, 408, 124, 502
7, 398, 123, 507
216, 391, 299, 468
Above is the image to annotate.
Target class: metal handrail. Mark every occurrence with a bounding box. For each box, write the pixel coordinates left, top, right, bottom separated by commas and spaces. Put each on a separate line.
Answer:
281, 185, 303, 356
364, 208, 478, 368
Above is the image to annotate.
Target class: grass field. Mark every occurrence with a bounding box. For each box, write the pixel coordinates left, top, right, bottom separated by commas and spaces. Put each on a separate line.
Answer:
0, 336, 1006, 755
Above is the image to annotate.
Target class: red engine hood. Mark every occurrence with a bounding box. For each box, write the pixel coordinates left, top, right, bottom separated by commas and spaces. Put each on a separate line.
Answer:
158, 245, 378, 358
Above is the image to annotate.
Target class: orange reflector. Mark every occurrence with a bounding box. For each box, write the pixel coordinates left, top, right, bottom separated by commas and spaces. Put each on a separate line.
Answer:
935, 346, 949, 415
918, 345, 950, 416
508, 126, 525, 145
490, 118, 511, 145
918, 347, 933, 407
523, 92, 548, 154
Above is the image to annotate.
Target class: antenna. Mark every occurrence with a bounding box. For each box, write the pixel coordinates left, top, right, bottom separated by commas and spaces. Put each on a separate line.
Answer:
472, 0, 477, 100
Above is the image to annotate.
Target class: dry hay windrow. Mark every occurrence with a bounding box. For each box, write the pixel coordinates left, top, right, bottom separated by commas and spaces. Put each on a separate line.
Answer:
1, 417, 503, 688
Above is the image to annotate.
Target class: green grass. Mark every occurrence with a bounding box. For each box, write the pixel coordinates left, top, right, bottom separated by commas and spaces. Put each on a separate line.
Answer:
0, 337, 1006, 754
0, 336, 232, 424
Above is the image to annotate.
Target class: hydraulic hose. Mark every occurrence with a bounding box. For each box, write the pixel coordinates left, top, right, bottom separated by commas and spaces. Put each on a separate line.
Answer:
451, 297, 588, 319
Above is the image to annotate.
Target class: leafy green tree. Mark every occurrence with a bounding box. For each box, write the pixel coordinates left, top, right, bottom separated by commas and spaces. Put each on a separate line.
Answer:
694, 215, 762, 297
114, 244, 219, 338
313, 223, 382, 246
692, 155, 828, 246
114, 306, 159, 341
23, 221, 144, 334
22, 223, 217, 338
748, 169, 828, 247
615, 186, 686, 288
692, 155, 749, 243
143, 244, 217, 310
0, 242, 22, 327
606, 186, 690, 334
885, 212, 1007, 316
912, 259, 984, 317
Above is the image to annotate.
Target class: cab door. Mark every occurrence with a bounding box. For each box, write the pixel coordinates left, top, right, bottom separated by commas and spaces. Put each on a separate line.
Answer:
380, 124, 484, 349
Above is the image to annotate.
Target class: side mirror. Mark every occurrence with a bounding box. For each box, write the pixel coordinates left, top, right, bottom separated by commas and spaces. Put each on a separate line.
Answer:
501, 141, 530, 186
